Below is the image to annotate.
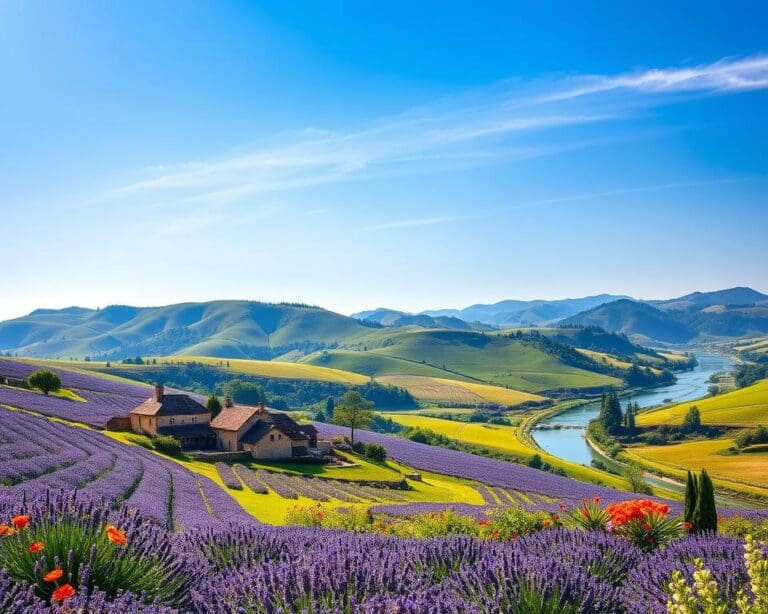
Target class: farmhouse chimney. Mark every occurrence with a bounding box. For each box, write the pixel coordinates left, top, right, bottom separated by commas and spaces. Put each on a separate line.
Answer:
224, 396, 234, 408
154, 384, 164, 401
258, 402, 265, 414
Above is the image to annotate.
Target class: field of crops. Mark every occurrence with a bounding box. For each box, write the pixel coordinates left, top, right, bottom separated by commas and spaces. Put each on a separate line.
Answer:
155, 355, 369, 384
636, 377, 768, 427
627, 438, 768, 493
376, 375, 546, 407
0, 406, 254, 529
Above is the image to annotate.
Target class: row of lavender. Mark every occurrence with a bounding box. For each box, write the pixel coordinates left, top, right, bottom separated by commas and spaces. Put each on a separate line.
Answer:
0, 358, 149, 427
223, 463, 408, 503
0, 358, 148, 398
0, 406, 254, 529
316, 423, 638, 510
1, 491, 764, 613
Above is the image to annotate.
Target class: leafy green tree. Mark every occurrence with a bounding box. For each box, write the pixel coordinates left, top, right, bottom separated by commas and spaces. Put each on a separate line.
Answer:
27, 370, 62, 395
683, 406, 702, 432
627, 402, 637, 430
207, 395, 222, 418
623, 461, 652, 494
684, 470, 698, 525
325, 396, 335, 420
222, 379, 264, 405
692, 469, 717, 533
332, 391, 374, 445
599, 392, 624, 434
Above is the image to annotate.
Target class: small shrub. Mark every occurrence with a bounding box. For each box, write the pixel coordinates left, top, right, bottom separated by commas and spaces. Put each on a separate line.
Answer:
362, 442, 387, 462
152, 435, 182, 456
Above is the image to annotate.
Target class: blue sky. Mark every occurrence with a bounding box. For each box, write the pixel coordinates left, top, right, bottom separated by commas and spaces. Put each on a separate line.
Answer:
1, 1, 767, 320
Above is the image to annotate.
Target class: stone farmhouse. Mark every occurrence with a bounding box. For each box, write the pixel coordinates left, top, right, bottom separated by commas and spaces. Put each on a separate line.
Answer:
129, 384, 323, 459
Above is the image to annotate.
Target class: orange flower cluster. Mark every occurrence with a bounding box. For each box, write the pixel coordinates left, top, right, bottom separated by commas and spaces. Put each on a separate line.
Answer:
605, 499, 670, 527
106, 525, 127, 545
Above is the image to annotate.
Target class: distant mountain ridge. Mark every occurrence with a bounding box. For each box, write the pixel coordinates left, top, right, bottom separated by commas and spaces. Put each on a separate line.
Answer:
562, 288, 768, 344
0, 301, 374, 360
2, 287, 767, 359
355, 287, 768, 345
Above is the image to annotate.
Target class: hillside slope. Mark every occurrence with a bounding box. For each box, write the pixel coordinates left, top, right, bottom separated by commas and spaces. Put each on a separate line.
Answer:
636, 378, 768, 427
0, 301, 373, 359
307, 329, 622, 393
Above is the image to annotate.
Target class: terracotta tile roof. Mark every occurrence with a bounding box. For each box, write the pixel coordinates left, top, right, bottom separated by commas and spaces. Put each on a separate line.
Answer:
210, 405, 258, 431
130, 394, 209, 417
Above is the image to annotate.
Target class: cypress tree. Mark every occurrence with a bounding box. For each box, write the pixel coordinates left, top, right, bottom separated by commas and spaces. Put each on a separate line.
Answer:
692, 469, 718, 533
599, 392, 624, 433
684, 470, 698, 524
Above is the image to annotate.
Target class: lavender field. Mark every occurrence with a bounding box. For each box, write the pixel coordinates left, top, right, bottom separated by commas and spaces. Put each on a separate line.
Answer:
0, 492, 765, 613
0, 406, 253, 529
0, 358, 148, 427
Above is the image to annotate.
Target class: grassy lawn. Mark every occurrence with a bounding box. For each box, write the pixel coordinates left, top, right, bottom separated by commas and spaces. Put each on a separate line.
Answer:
625, 438, 768, 499
304, 350, 467, 379
636, 378, 768, 427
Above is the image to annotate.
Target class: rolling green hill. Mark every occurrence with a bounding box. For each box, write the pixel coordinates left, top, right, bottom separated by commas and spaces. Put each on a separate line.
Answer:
0, 301, 374, 360
307, 329, 621, 393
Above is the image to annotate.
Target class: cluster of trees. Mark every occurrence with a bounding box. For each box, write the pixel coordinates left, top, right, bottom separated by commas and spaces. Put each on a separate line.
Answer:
733, 425, 768, 449
105, 362, 415, 410
506, 330, 674, 388
526, 453, 567, 476
734, 363, 768, 388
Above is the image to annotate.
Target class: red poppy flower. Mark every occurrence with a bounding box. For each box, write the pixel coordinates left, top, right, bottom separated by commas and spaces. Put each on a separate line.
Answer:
0, 524, 14, 537
28, 541, 44, 553
52, 584, 76, 602
683, 521, 693, 531
44, 569, 64, 582
11, 515, 29, 530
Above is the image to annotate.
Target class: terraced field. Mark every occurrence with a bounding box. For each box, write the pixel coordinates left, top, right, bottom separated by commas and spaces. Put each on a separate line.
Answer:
0, 406, 254, 529
636, 377, 768, 427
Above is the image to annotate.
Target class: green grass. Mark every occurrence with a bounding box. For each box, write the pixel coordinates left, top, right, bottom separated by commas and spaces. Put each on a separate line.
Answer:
637, 378, 768, 427
361, 329, 621, 392
304, 349, 466, 379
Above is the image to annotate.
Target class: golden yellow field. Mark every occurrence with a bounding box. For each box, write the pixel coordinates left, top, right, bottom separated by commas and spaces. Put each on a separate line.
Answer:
627, 438, 768, 495
637, 378, 768, 427
169, 355, 369, 384
375, 375, 546, 407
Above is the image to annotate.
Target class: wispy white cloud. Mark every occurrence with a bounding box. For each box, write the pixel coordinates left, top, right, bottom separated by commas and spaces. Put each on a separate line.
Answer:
101, 54, 768, 211
540, 54, 768, 102
365, 216, 463, 231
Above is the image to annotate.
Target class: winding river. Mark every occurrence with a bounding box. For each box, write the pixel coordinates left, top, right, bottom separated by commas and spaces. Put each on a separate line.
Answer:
532, 353, 734, 467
